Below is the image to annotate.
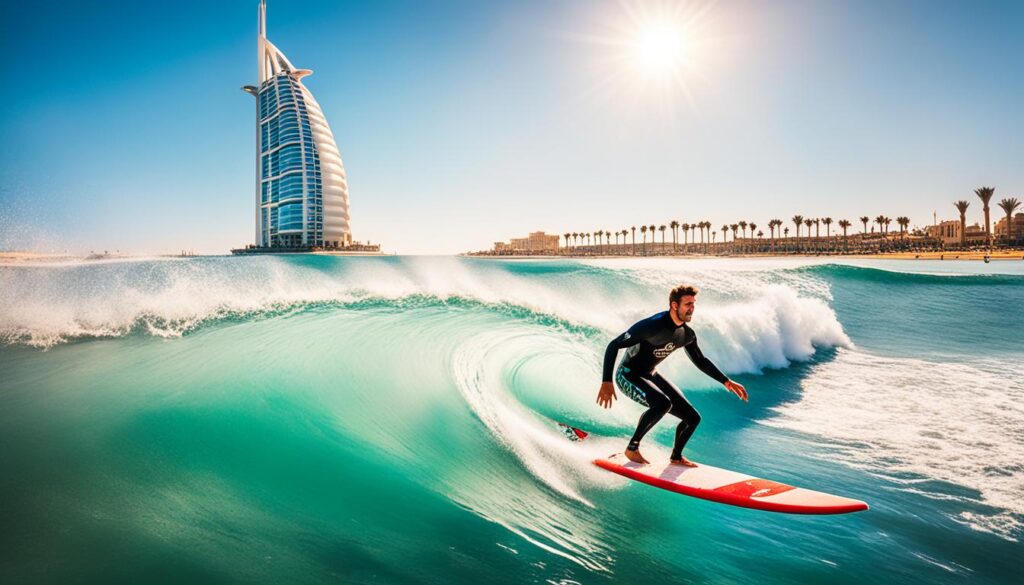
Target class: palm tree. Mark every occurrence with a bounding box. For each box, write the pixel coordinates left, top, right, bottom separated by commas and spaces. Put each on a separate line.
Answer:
803, 218, 813, 252
739, 221, 748, 252
822, 217, 833, 252
767, 219, 777, 253
572, 232, 579, 249
631, 226, 637, 255
975, 186, 995, 249
563, 232, 570, 252
670, 220, 679, 253
605, 230, 611, 248
783, 226, 790, 251
896, 216, 909, 237
875, 216, 888, 251
730, 224, 739, 254
595, 230, 603, 253
860, 216, 869, 234
998, 198, 1021, 245
838, 219, 851, 253
954, 200, 970, 249
792, 215, 803, 252
749, 223, 758, 253
659, 225, 667, 254
640, 225, 648, 255
721, 224, 729, 251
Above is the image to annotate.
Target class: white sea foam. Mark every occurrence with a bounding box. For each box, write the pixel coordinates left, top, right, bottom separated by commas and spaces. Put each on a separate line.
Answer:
450, 327, 621, 572
0, 256, 850, 371
0, 257, 360, 347
762, 349, 1024, 542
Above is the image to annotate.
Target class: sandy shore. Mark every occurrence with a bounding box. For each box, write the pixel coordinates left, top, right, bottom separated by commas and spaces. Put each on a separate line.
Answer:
465, 250, 1024, 261
841, 251, 1024, 261
0, 252, 83, 264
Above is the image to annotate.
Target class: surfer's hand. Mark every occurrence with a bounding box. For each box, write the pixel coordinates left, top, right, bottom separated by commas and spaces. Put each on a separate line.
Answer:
597, 382, 617, 409
724, 380, 748, 402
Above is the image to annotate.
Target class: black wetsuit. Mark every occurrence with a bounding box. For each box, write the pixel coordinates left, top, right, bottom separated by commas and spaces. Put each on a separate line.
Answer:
602, 311, 729, 459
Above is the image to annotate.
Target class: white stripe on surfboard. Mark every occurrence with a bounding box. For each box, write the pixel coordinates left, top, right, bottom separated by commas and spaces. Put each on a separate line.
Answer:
604, 453, 759, 490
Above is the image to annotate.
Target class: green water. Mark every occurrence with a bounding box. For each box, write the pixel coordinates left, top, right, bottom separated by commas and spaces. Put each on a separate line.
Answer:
2, 256, 1021, 583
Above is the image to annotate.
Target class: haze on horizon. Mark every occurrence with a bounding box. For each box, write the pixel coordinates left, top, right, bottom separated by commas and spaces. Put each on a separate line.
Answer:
1, 0, 1022, 255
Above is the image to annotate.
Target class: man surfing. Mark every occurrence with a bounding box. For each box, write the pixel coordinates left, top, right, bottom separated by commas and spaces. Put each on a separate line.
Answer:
597, 284, 747, 466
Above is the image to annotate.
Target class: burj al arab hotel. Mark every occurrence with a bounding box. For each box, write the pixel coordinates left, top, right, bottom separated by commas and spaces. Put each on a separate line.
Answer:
241, 0, 352, 249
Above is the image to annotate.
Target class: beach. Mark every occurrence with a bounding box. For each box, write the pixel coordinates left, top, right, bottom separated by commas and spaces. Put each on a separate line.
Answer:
467, 249, 1024, 261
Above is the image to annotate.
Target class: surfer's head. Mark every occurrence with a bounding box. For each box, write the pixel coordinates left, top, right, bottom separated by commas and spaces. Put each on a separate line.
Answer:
669, 284, 699, 323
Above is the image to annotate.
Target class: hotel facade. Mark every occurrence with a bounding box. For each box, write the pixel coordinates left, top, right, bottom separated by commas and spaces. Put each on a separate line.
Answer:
242, 0, 352, 249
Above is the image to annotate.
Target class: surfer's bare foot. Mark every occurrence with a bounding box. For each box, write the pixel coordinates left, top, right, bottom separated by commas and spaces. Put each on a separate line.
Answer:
670, 456, 698, 467
624, 448, 649, 464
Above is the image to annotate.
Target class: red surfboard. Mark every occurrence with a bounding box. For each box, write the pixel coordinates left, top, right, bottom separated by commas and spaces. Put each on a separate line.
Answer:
594, 453, 868, 515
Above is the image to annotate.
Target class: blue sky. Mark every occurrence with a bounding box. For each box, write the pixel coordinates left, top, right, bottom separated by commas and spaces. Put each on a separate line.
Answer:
1, 0, 1022, 254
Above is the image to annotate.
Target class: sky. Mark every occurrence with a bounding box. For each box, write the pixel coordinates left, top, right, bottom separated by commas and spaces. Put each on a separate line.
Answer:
1, 0, 1022, 255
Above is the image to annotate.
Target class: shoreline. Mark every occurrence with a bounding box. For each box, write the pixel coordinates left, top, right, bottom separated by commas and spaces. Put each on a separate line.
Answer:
464, 250, 1024, 261
5, 250, 1023, 265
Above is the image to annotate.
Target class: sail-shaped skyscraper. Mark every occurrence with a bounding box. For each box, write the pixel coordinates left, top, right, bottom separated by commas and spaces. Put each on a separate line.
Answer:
242, 0, 351, 249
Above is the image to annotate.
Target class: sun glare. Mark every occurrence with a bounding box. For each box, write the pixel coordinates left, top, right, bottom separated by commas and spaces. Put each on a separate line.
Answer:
633, 22, 689, 76
566, 0, 730, 117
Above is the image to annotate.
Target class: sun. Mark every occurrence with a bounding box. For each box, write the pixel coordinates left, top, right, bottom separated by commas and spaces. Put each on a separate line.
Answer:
632, 22, 690, 77
560, 0, 736, 117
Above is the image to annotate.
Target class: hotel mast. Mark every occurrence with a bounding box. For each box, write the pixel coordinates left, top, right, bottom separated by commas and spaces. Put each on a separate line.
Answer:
242, 0, 352, 248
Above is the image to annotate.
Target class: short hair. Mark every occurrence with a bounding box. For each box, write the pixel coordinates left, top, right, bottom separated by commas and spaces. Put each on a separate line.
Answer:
669, 284, 700, 306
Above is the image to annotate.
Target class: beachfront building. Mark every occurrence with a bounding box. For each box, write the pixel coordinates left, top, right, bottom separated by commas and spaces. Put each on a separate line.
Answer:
994, 213, 1024, 243
241, 0, 351, 249
926, 220, 987, 247
492, 232, 560, 254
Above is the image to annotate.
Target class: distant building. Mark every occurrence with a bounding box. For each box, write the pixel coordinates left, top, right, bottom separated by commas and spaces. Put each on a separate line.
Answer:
493, 231, 560, 253
242, 0, 351, 249
926, 220, 986, 246
994, 213, 1024, 241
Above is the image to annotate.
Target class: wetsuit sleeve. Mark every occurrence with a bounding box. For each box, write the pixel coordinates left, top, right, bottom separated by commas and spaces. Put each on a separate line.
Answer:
601, 319, 657, 382
684, 337, 729, 384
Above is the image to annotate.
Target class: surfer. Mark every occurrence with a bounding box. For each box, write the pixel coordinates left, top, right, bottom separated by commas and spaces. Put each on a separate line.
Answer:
597, 284, 747, 466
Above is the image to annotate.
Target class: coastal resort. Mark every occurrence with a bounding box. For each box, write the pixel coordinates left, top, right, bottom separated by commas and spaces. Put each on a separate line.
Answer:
492, 232, 561, 255
471, 193, 1024, 260
233, 1, 379, 255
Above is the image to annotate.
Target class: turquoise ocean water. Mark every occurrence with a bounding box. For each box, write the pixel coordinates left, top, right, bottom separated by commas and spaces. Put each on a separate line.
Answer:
1, 256, 1022, 584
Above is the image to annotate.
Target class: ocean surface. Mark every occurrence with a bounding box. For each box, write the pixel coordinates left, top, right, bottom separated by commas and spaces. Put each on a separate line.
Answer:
1, 255, 1021, 584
